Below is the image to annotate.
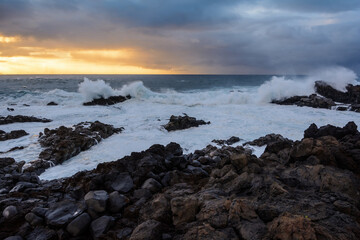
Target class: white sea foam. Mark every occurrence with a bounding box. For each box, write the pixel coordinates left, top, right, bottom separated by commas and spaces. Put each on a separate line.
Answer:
78, 78, 117, 101
0, 67, 358, 180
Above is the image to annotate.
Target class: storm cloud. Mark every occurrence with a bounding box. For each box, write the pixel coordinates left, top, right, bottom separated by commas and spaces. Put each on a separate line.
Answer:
0, 0, 359, 74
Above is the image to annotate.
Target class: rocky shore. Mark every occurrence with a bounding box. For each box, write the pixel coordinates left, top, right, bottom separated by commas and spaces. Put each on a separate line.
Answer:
24, 121, 123, 175
0, 115, 52, 125
272, 81, 360, 112
0, 121, 359, 239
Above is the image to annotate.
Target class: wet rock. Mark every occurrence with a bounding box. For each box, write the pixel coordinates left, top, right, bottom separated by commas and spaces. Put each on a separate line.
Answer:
84, 190, 109, 213
141, 178, 162, 193
66, 213, 91, 236
315, 80, 360, 104
45, 200, 85, 227
26, 227, 57, 240
25, 212, 43, 226
109, 191, 129, 213
83, 95, 131, 106
0, 130, 28, 141
304, 121, 357, 139
244, 133, 291, 146
272, 94, 335, 109
129, 220, 163, 240
0, 115, 51, 125
90, 215, 114, 238
212, 136, 241, 146
25, 121, 123, 174
46, 102, 58, 106
111, 172, 134, 193
163, 114, 210, 131
3, 205, 18, 219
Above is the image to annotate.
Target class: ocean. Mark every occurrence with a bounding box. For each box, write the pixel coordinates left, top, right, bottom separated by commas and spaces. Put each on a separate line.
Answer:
0, 70, 359, 180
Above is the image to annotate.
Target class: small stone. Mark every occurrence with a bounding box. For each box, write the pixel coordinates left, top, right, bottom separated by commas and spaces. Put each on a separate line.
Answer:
66, 213, 91, 236
3, 205, 18, 219
84, 190, 109, 213
141, 178, 162, 193
91, 215, 115, 238
25, 212, 43, 226
111, 172, 134, 193
109, 191, 129, 212
117, 228, 133, 239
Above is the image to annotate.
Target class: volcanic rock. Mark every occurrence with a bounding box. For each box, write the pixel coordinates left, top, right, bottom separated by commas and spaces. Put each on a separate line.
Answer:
163, 114, 210, 131
0, 130, 28, 141
25, 121, 123, 174
272, 94, 335, 109
0, 115, 51, 125
83, 95, 131, 106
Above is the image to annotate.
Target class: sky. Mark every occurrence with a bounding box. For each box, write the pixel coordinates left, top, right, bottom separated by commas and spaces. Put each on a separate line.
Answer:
0, 0, 359, 74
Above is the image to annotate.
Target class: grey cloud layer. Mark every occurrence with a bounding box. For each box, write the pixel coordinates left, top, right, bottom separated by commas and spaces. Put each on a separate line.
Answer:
0, 0, 359, 73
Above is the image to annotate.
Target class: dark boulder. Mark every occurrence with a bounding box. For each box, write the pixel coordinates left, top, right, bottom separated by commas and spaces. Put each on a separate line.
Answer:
212, 136, 241, 146
315, 80, 360, 104
83, 95, 131, 106
0, 130, 28, 141
0, 115, 51, 125
163, 114, 210, 131
272, 94, 335, 109
46, 102, 58, 106
304, 121, 357, 139
45, 200, 86, 227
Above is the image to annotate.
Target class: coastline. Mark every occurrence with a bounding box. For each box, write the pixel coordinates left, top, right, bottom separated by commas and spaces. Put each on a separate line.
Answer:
1, 121, 360, 239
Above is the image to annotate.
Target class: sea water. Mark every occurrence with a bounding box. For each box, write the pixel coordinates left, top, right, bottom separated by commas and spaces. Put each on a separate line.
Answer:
0, 66, 359, 180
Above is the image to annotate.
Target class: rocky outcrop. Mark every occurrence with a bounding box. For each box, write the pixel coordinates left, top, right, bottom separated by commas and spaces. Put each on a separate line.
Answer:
272, 81, 360, 112
83, 95, 131, 106
1, 122, 360, 239
163, 115, 210, 131
315, 81, 360, 104
212, 136, 240, 146
0, 115, 51, 125
24, 121, 123, 174
0, 130, 28, 141
272, 94, 335, 109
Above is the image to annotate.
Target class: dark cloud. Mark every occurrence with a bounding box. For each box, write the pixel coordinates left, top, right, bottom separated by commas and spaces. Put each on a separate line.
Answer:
0, 0, 359, 74
263, 0, 360, 13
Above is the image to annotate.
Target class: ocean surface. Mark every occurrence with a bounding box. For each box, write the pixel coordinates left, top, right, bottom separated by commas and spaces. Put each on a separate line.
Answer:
0, 69, 359, 180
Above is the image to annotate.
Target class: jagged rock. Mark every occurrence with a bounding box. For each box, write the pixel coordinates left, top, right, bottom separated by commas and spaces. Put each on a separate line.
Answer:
0, 130, 28, 141
66, 213, 91, 237
304, 121, 357, 139
315, 81, 360, 104
25, 121, 123, 174
0, 115, 51, 125
84, 190, 109, 213
180, 224, 239, 240
83, 95, 131, 106
141, 178, 162, 193
45, 200, 85, 227
163, 114, 210, 131
129, 220, 163, 240
266, 213, 317, 240
91, 216, 114, 238
111, 172, 134, 192
171, 196, 198, 225
109, 191, 129, 213
272, 93, 335, 109
244, 133, 292, 146
212, 136, 241, 146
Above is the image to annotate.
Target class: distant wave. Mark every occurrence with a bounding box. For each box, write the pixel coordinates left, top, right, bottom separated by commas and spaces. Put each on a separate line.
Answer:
2, 66, 358, 107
